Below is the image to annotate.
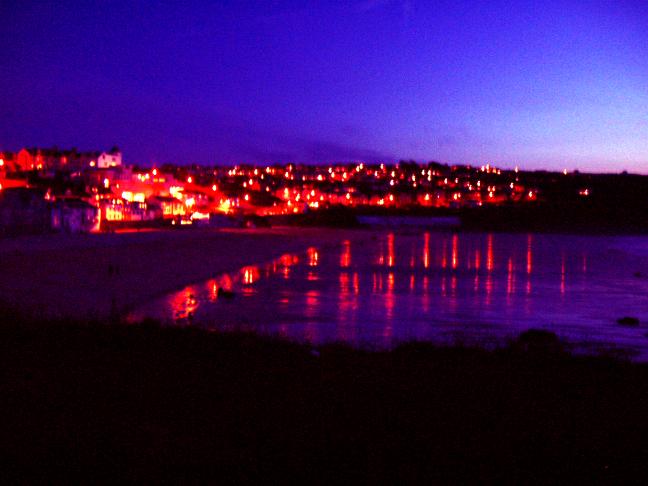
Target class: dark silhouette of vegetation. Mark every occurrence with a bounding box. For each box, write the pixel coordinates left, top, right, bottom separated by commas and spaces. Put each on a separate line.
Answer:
272, 206, 360, 227
2, 314, 648, 483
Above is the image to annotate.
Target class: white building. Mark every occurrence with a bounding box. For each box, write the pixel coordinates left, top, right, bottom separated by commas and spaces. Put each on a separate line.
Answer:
97, 149, 122, 168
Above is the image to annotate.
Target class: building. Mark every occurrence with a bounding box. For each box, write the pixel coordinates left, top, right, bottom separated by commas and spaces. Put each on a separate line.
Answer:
97, 147, 122, 168
51, 199, 101, 233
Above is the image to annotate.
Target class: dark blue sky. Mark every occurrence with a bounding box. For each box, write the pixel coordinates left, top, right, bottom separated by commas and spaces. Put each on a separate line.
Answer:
1, 1, 647, 171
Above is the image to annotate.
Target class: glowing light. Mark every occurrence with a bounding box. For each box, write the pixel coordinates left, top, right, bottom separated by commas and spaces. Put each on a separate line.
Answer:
191, 211, 210, 221
340, 240, 351, 267
241, 266, 260, 285
487, 234, 494, 271
507, 257, 514, 296
152, 168, 157, 176
218, 199, 231, 213
244, 194, 249, 201
89, 161, 95, 167
423, 232, 430, 268
307, 247, 319, 267
527, 234, 533, 275
187, 176, 193, 184
103, 178, 110, 188
387, 233, 395, 267
212, 184, 217, 191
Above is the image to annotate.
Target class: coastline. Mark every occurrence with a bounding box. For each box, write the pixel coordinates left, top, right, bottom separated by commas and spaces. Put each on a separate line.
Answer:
0, 227, 369, 321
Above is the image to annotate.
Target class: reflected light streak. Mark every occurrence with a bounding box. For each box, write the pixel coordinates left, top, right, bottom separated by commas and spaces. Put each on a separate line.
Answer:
384, 272, 395, 338
241, 266, 260, 285
387, 233, 395, 267
487, 234, 494, 271
441, 240, 448, 269
353, 272, 360, 295
451, 234, 458, 270
219, 274, 234, 291
507, 258, 515, 296
340, 240, 351, 267
168, 286, 199, 320
207, 279, 219, 302
304, 290, 320, 319
423, 232, 430, 269
339, 272, 350, 294
526, 235, 533, 275
387, 272, 395, 292
474, 250, 481, 270
485, 272, 493, 306
307, 247, 319, 267
409, 274, 415, 292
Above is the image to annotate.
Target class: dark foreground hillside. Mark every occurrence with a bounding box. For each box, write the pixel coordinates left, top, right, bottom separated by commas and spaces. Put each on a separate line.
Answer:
2, 320, 648, 484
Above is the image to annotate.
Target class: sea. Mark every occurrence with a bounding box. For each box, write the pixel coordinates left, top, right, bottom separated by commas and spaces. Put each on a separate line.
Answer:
129, 230, 648, 359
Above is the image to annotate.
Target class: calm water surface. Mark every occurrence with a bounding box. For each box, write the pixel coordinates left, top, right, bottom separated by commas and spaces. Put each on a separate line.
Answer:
130, 232, 648, 359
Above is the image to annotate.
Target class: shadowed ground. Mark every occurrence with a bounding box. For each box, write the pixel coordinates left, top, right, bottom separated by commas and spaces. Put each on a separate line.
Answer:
2, 321, 648, 483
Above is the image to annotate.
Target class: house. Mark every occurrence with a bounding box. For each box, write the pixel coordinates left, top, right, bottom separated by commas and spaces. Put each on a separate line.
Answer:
10, 146, 119, 171
97, 147, 122, 168
51, 199, 101, 233
0, 152, 20, 173
148, 196, 186, 219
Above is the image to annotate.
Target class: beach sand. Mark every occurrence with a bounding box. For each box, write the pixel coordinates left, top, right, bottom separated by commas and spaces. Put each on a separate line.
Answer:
0, 227, 369, 320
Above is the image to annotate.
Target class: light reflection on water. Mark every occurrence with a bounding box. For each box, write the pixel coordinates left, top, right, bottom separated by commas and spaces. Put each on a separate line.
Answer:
129, 231, 648, 359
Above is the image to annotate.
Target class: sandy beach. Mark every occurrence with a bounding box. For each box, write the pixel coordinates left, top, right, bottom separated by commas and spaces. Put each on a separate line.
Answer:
0, 227, 369, 320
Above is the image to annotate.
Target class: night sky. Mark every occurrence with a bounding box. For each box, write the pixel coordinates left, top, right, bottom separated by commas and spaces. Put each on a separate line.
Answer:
1, 1, 647, 171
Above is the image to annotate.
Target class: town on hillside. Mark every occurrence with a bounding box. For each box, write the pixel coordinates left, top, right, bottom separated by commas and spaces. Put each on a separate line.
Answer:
0, 146, 610, 235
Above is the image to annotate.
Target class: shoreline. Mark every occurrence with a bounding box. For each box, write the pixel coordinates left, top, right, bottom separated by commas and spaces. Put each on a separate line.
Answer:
0, 227, 370, 321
